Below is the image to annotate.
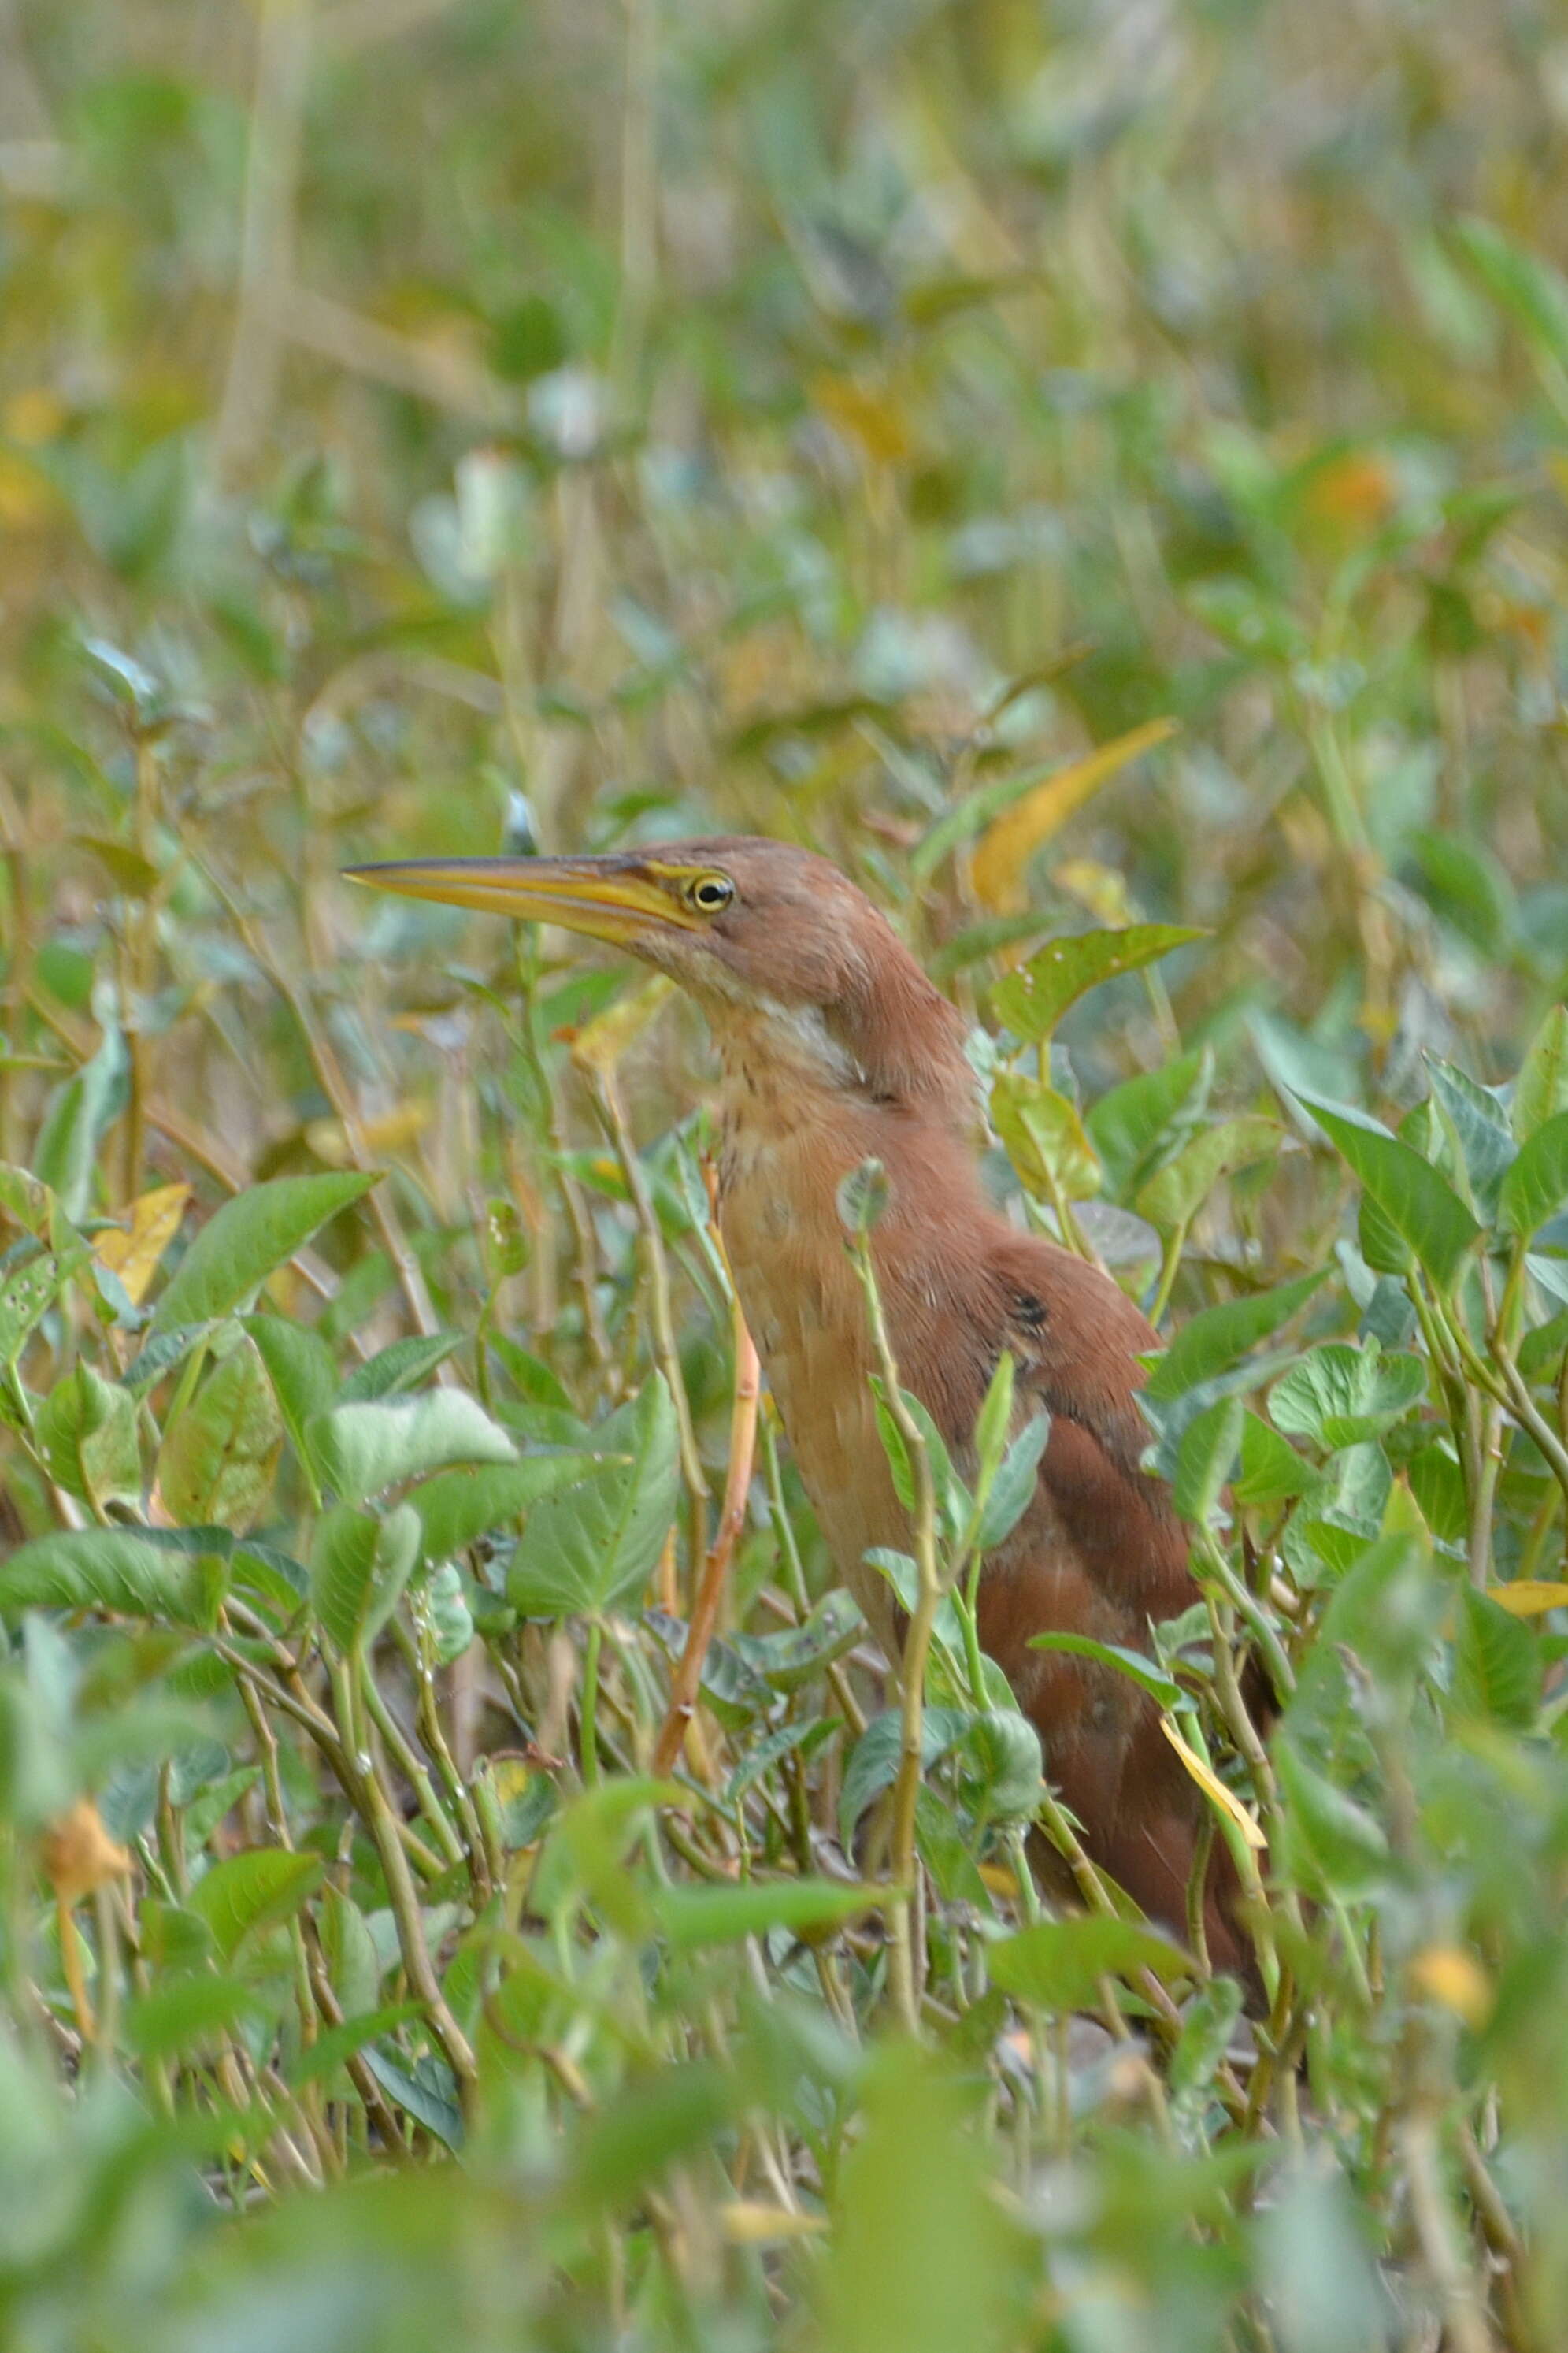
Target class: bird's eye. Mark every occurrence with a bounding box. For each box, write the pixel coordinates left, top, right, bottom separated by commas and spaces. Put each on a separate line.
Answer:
686, 873, 735, 915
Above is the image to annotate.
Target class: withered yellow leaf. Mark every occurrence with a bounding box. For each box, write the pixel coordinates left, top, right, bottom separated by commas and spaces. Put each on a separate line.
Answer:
95, 1183, 191, 1305
1490, 1580, 1568, 1617
972, 718, 1179, 911
1159, 1715, 1267, 1851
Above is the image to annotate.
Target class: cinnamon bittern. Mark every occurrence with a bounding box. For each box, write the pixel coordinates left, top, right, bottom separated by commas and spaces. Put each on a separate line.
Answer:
347, 837, 1242, 1966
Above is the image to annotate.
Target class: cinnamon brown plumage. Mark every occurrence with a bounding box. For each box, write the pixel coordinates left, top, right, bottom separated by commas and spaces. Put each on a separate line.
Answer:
347, 835, 1244, 1969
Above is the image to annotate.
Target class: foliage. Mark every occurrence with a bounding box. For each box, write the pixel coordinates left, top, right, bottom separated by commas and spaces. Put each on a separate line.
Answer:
2, 0, 1568, 2347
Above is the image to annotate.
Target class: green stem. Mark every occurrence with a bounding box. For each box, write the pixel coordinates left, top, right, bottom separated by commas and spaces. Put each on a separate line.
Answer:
580, 1618, 603, 1787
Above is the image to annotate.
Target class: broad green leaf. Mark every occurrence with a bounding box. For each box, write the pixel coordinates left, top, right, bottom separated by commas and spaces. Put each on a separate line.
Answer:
188, 1847, 323, 1960
973, 1349, 1015, 1486
989, 1073, 1100, 1201
1498, 1109, 1568, 1238
410, 1453, 602, 1562
506, 1376, 678, 1616
1270, 1344, 1426, 1451
310, 1502, 421, 1653
956, 1708, 1043, 1820
988, 923, 1205, 1044
35, 1364, 141, 1512
1292, 1089, 1480, 1289
362, 2048, 464, 2150
1143, 1272, 1326, 1401
1425, 1059, 1515, 1219
125, 1974, 271, 2062
1086, 1048, 1211, 1201
339, 1331, 464, 1404
820, 2044, 1014, 2353
1512, 1004, 1568, 1141
1452, 1585, 1540, 1728
653, 1877, 891, 1951
1405, 829, 1517, 958
244, 1313, 338, 1459
1136, 1116, 1281, 1231
729, 1587, 866, 1693
310, 1390, 516, 1504
156, 1338, 282, 1531
0, 1249, 80, 1368
1172, 1394, 1244, 1522
1274, 1742, 1388, 1897
1025, 1629, 1184, 1711
839, 1708, 970, 1846
1232, 1411, 1315, 1507
988, 1915, 1191, 2009
0, 1528, 225, 1628
153, 1172, 381, 1331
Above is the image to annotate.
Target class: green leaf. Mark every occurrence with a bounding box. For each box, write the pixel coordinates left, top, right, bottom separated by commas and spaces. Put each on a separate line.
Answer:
1270, 1344, 1426, 1451
361, 2048, 464, 2150
125, 1974, 271, 2062
840, 1708, 970, 1846
1273, 1742, 1389, 1897
1425, 1059, 1515, 1219
410, 1453, 599, 1561
1086, 1048, 1210, 1201
819, 2045, 1014, 2353
309, 1390, 517, 1504
34, 1026, 128, 1221
977, 1412, 1050, 1549
1143, 1272, 1326, 1401
156, 1338, 282, 1531
957, 1709, 1043, 1820
1232, 1411, 1315, 1507
339, 1331, 464, 1403
1173, 1394, 1244, 1522
1512, 1005, 1568, 1141
1293, 1089, 1481, 1289
1452, 1585, 1540, 1728
1025, 1629, 1184, 1711
729, 1587, 866, 1693
0, 1248, 81, 1369
310, 1503, 421, 1653
187, 1847, 323, 1960
0, 1528, 226, 1628
1136, 1116, 1281, 1231
1499, 1109, 1568, 1238
153, 1173, 381, 1331
973, 1349, 1015, 1486
1405, 829, 1517, 957
285, 2002, 425, 2089
243, 1313, 338, 1459
1455, 215, 1568, 371
506, 1376, 678, 1616
989, 1073, 1100, 1201
653, 1877, 891, 1951
35, 1364, 141, 1512
988, 1916, 1191, 2009
988, 924, 1205, 1044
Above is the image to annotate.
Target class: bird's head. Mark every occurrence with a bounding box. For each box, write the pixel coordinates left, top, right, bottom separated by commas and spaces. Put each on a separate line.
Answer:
345, 834, 975, 1116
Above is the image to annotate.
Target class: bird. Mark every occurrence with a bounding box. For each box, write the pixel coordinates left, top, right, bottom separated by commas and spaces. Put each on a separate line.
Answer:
346, 836, 1245, 1970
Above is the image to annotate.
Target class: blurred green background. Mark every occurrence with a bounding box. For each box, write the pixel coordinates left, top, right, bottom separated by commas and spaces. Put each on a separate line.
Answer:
3, 1, 1568, 2347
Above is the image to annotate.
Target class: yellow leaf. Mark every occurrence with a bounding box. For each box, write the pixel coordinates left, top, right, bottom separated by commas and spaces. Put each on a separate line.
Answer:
1409, 1943, 1492, 2028
306, 1101, 431, 1167
971, 718, 1178, 911
94, 1183, 191, 1306
1159, 1716, 1267, 1851
569, 976, 674, 1076
1490, 1580, 1568, 1617
40, 1799, 132, 1906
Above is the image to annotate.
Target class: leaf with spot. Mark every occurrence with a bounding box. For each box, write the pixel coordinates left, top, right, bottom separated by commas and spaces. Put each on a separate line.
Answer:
156, 1337, 282, 1531
988, 923, 1205, 1045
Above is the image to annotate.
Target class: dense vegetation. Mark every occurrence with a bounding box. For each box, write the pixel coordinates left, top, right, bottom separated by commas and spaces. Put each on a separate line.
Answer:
3, 2, 1568, 2345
